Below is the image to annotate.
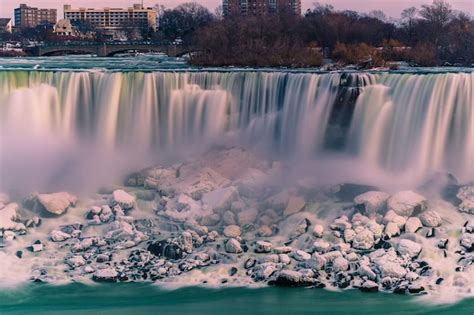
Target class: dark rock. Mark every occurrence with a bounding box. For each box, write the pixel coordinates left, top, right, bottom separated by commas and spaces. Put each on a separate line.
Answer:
435, 277, 444, 285
147, 240, 184, 260
229, 267, 238, 276
16, 250, 23, 259
244, 257, 256, 269
437, 238, 448, 249
408, 284, 425, 294
426, 228, 435, 238
374, 239, 392, 250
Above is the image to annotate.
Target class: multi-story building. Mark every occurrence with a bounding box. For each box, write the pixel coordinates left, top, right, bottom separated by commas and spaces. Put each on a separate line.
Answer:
223, 0, 301, 17
0, 18, 13, 33
14, 4, 57, 28
63, 4, 157, 34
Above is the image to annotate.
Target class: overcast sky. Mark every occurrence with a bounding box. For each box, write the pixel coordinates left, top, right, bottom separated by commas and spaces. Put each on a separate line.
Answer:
1, 0, 473, 20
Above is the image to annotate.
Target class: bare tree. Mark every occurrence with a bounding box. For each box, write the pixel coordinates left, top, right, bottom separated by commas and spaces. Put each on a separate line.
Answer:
419, 0, 453, 27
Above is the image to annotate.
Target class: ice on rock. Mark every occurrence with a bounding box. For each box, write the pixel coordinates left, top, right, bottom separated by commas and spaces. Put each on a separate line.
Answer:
255, 241, 273, 253
397, 239, 421, 258
291, 250, 311, 261
330, 215, 352, 231
344, 228, 356, 243
93, 268, 118, 282
312, 224, 324, 238
50, 230, 72, 242
457, 186, 474, 214
387, 191, 426, 217
419, 210, 442, 227
225, 238, 243, 253
223, 225, 241, 238
202, 186, 238, 213
352, 229, 374, 250
460, 233, 473, 250
111, 190, 136, 210
0, 203, 23, 231
36, 192, 77, 215
405, 217, 422, 233
333, 256, 349, 272
312, 240, 331, 253
354, 191, 390, 217
66, 256, 86, 268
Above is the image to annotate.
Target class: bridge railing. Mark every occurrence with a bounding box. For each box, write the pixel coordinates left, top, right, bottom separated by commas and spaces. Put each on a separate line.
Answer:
37, 41, 176, 47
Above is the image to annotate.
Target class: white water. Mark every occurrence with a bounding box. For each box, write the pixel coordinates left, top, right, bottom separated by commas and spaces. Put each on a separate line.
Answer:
0, 70, 473, 192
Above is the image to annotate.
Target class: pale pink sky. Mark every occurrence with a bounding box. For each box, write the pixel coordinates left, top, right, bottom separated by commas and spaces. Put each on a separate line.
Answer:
1, 0, 473, 20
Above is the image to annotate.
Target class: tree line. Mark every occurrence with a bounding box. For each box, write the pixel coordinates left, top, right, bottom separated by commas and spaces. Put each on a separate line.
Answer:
156, 0, 473, 67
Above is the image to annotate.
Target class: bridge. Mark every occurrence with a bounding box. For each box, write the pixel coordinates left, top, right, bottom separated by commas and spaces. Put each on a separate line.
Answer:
25, 42, 197, 57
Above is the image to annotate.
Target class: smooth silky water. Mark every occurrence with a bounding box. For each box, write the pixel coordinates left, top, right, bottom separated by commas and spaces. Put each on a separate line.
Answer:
0, 56, 473, 313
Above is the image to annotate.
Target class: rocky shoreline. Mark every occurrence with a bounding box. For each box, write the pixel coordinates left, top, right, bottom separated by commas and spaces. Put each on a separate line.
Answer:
0, 148, 472, 300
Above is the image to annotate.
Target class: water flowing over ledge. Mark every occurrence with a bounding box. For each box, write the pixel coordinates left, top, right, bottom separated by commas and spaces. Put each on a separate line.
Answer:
1, 70, 472, 190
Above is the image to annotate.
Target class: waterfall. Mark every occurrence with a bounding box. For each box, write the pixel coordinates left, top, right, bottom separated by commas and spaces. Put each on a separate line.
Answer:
0, 70, 473, 190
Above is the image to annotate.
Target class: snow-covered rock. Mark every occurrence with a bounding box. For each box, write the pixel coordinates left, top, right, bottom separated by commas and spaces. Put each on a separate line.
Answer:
352, 229, 374, 250
292, 250, 311, 261
223, 225, 241, 238
354, 191, 390, 216
50, 230, 71, 242
255, 241, 273, 253
225, 238, 243, 253
333, 257, 349, 272
387, 191, 426, 217
0, 203, 23, 231
202, 186, 238, 212
419, 210, 442, 227
93, 268, 118, 282
37, 192, 77, 215
397, 239, 421, 258
405, 217, 422, 233
312, 224, 324, 238
111, 190, 136, 210
457, 186, 474, 212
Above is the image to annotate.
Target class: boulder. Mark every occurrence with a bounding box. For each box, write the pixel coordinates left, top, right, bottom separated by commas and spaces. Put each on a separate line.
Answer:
292, 250, 311, 261
312, 240, 331, 253
37, 192, 77, 215
352, 229, 374, 250
225, 238, 243, 253
223, 225, 241, 238
66, 255, 86, 268
360, 280, 379, 292
274, 270, 316, 287
93, 268, 118, 282
237, 208, 258, 225
405, 217, 422, 233
147, 240, 184, 260
397, 239, 421, 258
284, 196, 305, 216
354, 191, 390, 216
255, 241, 273, 253
111, 190, 136, 210
333, 257, 349, 272
387, 191, 426, 216
0, 203, 23, 231
202, 186, 238, 212
50, 230, 71, 242
385, 222, 400, 237
419, 210, 442, 227
312, 224, 324, 238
